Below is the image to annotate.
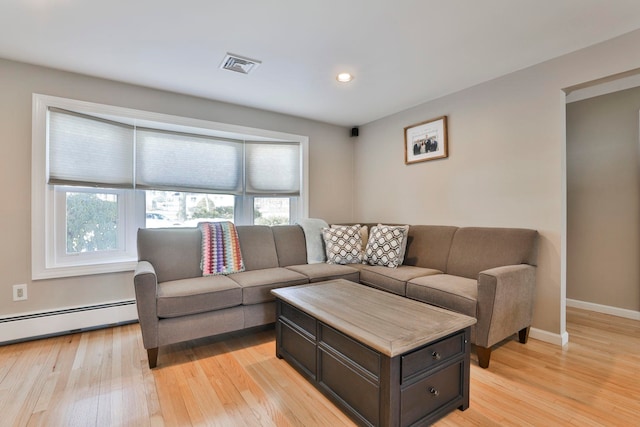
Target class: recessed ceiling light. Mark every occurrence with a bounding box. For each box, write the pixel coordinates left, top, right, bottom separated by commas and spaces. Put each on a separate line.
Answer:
336, 72, 354, 83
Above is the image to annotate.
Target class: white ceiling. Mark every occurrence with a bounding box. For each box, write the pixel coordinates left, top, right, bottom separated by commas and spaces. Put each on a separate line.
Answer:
2, 1, 640, 127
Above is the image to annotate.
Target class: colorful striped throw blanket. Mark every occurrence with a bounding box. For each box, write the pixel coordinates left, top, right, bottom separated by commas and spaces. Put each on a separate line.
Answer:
198, 221, 245, 276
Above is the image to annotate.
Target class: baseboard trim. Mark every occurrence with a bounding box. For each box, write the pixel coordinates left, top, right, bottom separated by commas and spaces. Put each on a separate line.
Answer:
529, 327, 568, 346
0, 300, 138, 345
567, 298, 640, 321
5, 298, 634, 348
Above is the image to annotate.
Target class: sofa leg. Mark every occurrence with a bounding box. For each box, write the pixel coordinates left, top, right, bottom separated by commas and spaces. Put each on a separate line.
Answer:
147, 348, 159, 369
476, 346, 492, 369
518, 326, 530, 344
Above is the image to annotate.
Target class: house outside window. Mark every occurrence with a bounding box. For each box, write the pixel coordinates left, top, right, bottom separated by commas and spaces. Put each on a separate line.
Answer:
32, 94, 308, 279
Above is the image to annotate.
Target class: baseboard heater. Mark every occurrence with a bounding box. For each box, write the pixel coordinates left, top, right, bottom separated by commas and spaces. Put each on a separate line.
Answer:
0, 300, 139, 345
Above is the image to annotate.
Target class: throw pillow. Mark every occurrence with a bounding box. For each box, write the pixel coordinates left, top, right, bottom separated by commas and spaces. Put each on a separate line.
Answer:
331, 224, 369, 254
378, 224, 410, 265
364, 224, 409, 268
322, 225, 363, 265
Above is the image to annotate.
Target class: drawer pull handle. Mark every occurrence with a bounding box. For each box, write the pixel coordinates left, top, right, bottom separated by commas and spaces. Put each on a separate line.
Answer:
428, 387, 439, 397
431, 351, 441, 360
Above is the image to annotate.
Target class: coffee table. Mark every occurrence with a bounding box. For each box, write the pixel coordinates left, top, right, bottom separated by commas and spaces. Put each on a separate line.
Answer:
271, 279, 477, 427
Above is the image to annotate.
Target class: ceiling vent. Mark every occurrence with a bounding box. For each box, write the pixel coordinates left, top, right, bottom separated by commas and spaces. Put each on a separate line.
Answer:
220, 53, 261, 75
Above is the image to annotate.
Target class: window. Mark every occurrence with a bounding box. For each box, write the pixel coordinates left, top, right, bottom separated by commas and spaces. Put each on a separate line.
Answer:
254, 197, 294, 226
52, 186, 138, 267
32, 94, 308, 279
62, 189, 121, 254
144, 191, 235, 228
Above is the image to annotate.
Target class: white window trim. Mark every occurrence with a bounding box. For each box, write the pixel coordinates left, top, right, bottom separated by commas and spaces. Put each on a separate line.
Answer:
32, 93, 309, 280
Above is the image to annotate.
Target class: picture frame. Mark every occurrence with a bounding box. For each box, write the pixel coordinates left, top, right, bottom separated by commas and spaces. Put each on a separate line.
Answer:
404, 115, 448, 164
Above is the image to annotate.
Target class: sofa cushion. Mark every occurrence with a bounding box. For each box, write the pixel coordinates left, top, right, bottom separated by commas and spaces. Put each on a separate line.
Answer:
322, 225, 364, 264
272, 225, 308, 267
157, 275, 242, 318
403, 225, 458, 271
406, 274, 477, 317
230, 267, 309, 304
235, 225, 279, 271
137, 228, 202, 283
286, 263, 360, 283
356, 264, 442, 296
364, 225, 409, 268
446, 227, 538, 279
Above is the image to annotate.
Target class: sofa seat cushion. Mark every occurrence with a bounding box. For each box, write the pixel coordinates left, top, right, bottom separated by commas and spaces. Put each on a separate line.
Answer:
157, 276, 242, 318
406, 274, 477, 318
229, 268, 309, 305
286, 263, 360, 283
354, 264, 442, 296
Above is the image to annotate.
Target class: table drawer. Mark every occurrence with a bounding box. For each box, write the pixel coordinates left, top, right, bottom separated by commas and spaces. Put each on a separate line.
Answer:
280, 320, 316, 378
400, 361, 463, 427
280, 302, 316, 338
401, 331, 465, 381
319, 324, 380, 378
319, 347, 380, 426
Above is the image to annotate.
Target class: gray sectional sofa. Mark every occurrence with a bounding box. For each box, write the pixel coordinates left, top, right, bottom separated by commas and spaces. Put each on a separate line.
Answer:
133, 223, 538, 369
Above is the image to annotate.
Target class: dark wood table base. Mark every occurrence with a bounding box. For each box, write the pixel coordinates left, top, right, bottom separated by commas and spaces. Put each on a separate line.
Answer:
274, 289, 473, 427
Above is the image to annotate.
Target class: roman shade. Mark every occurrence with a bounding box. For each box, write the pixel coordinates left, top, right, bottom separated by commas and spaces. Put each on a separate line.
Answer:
47, 108, 300, 196
135, 128, 243, 194
245, 142, 300, 195
48, 108, 134, 188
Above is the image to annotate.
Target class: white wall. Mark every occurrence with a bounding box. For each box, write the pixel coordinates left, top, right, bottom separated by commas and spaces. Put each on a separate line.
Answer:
0, 58, 354, 319
355, 28, 640, 341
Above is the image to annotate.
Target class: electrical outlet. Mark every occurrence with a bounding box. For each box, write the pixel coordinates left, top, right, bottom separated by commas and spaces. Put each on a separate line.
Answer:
13, 284, 27, 301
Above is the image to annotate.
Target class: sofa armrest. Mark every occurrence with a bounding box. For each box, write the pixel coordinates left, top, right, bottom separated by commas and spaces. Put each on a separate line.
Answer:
133, 261, 160, 349
475, 264, 536, 348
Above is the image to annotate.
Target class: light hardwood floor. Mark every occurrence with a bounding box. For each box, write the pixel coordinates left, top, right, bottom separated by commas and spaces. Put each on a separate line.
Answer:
1, 307, 638, 426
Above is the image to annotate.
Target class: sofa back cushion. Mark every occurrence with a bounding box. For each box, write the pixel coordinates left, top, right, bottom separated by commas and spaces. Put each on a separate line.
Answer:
402, 225, 458, 272
272, 225, 308, 267
446, 227, 538, 279
137, 228, 202, 283
236, 225, 279, 271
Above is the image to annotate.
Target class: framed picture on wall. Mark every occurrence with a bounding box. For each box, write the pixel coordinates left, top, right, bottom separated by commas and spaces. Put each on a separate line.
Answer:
404, 115, 448, 164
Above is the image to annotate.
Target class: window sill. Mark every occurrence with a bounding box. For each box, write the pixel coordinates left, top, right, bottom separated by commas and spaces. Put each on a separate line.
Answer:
32, 259, 138, 280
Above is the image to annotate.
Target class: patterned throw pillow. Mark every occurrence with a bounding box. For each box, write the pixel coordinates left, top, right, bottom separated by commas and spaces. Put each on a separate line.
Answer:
322, 225, 363, 265
364, 225, 409, 268
331, 224, 369, 254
